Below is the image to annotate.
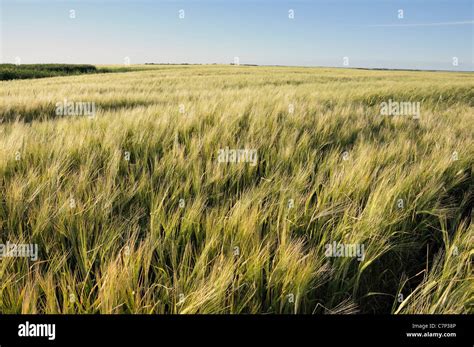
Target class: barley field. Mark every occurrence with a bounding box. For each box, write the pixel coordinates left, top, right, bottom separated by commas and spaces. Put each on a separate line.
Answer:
0, 65, 472, 314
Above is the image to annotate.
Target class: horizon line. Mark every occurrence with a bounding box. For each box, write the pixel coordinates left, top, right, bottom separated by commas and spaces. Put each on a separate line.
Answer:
367, 20, 474, 28
3, 62, 473, 73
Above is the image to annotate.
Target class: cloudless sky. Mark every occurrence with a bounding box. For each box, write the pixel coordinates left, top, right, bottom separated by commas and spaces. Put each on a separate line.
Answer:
1, 0, 473, 70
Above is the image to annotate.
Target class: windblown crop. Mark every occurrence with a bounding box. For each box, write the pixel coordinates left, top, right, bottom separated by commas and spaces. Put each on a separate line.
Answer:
0, 65, 472, 313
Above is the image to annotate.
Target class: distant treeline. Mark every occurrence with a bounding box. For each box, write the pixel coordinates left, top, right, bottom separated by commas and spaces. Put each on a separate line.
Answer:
0, 64, 98, 81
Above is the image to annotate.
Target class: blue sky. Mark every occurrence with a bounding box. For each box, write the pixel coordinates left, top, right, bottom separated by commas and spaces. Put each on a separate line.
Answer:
1, 0, 473, 70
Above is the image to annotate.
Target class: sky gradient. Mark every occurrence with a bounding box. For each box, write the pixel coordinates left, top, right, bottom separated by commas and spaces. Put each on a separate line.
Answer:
1, 0, 473, 70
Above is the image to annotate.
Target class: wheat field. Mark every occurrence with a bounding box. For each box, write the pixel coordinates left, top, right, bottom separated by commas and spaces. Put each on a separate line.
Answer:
0, 65, 472, 314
